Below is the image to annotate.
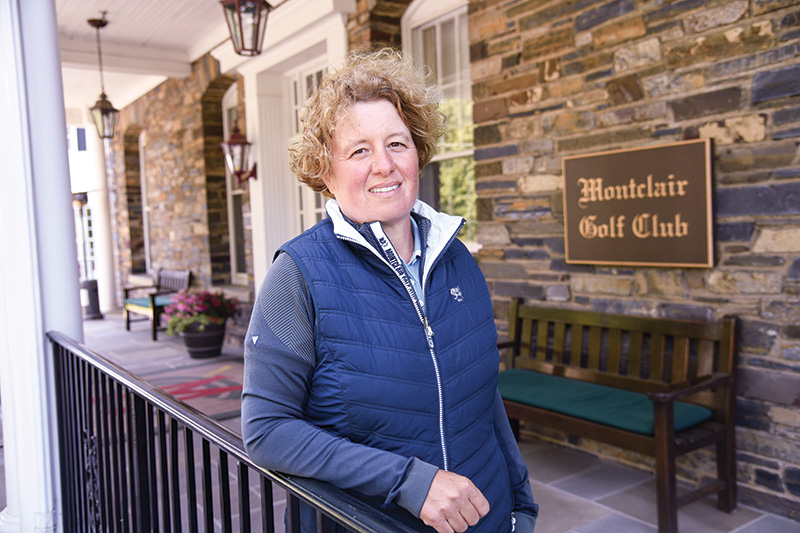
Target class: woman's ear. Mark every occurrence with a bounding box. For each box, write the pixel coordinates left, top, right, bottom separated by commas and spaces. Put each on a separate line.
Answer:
320, 174, 335, 197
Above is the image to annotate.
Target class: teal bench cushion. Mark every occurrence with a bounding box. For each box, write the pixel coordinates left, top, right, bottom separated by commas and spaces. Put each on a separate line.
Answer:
498, 368, 712, 435
123, 295, 175, 308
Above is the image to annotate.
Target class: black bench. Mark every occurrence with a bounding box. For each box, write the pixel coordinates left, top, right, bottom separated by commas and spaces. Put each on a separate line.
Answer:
497, 298, 737, 533
123, 269, 191, 341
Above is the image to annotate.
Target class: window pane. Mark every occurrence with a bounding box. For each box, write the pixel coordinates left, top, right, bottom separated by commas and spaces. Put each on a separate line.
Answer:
306, 74, 314, 98
438, 155, 476, 241
441, 97, 473, 154
233, 195, 246, 273
408, 5, 477, 246
293, 67, 328, 232
413, 9, 473, 156
222, 82, 248, 284
293, 81, 299, 132
227, 107, 239, 130
440, 19, 456, 88
459, 13, 470, 74
422, 26, 437, 82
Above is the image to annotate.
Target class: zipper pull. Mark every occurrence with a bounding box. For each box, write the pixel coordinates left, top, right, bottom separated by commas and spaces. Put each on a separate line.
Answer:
423, 317, 435, 348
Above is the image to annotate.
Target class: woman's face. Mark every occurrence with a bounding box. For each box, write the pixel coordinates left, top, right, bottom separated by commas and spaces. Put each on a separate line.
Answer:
322, 99, 419, 231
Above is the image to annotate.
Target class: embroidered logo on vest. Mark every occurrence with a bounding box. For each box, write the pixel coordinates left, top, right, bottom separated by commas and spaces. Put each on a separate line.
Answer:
449, 286, 463, 302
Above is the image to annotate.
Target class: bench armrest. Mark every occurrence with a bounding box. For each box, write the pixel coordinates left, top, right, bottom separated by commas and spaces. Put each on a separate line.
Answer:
497, 340, 516, 370
155, 288, 181, 295
123, 284, 156, 298
647, 372, 733, 403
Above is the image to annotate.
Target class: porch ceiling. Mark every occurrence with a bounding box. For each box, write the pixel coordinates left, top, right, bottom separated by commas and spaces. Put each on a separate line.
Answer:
56, 0, 287, 117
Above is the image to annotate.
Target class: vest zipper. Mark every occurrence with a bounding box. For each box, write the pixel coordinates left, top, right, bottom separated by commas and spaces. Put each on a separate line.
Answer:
340, 227, 451, 471
421, 315, 447, 471
415, 220, 465, 470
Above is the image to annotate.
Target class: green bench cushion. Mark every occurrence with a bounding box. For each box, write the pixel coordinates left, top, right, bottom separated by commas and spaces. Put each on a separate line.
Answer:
498, 368, 712, 435
124, 295, 175, 309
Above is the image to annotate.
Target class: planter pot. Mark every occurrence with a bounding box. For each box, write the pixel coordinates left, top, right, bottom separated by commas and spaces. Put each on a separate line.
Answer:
179, 323, 226, 359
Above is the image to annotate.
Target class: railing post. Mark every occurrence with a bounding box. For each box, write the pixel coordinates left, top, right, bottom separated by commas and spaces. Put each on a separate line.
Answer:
260, 477, 275, 533
287, 494, 301, 533
130, 392, 152, 531
52, 344, 77, 529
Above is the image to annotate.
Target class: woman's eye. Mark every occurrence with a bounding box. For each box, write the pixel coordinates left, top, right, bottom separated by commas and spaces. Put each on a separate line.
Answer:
389, 142, 405, 149
351, 148, 366, 157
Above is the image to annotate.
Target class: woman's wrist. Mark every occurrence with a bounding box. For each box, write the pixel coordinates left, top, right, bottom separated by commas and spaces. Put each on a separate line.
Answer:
394, 458, 439, 517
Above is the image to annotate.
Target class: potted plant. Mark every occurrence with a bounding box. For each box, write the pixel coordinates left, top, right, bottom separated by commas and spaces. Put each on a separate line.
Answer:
163, 289, 239, 358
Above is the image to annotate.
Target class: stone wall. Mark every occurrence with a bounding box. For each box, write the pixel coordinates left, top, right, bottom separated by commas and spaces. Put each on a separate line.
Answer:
469, 0, 800, 519
110, 56, 252, 290
109, 55, 253, 345
112, 59, 212, 289
347, 0, 412, 51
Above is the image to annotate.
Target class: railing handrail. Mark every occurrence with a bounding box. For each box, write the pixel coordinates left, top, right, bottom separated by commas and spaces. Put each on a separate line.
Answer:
47, 330, 419, 533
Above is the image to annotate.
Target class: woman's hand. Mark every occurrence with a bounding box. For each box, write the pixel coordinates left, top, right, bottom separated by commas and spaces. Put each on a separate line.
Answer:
419, 470, 490, 533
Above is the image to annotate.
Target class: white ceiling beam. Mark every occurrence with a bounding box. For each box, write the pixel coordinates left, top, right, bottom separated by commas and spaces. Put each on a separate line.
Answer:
186, 23, 232, 63
59, 37, 191, 77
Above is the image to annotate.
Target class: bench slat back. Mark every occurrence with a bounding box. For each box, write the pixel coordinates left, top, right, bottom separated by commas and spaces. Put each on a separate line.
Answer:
155, 269, 192, 293
506, 299, 736, 402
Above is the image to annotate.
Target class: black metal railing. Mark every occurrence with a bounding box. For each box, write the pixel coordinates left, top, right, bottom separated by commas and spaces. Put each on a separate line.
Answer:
49, 331, 417, 532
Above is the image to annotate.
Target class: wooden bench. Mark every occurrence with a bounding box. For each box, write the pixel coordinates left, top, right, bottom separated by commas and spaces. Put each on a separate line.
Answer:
123, 269, 191, 341
497, 298, 737, 533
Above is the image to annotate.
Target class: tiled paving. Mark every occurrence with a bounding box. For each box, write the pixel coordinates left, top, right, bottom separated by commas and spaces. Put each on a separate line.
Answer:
519, 439, 799, 533
80, 311, 800, 533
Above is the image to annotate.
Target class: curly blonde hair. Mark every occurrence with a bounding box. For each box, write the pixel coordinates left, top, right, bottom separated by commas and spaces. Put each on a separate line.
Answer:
288, 48, 445, 196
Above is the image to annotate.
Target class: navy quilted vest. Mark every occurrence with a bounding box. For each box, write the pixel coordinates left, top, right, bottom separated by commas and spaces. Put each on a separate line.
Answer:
281, 218, 514, 532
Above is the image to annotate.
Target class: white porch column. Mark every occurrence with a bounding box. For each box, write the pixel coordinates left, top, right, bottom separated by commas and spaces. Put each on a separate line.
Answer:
66, 111, 118, 313
88, 133, 117, 312
0, 0, 82, 532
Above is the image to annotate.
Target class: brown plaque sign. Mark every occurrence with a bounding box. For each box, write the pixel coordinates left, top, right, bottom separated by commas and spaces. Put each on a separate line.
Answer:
562, 139, 713, 267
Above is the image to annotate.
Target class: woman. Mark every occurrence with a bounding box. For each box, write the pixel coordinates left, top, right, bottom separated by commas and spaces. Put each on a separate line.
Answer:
242, 48, 538, 533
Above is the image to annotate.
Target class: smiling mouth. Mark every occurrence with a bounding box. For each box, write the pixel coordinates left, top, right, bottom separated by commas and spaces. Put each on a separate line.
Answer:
370, 184, 400, 193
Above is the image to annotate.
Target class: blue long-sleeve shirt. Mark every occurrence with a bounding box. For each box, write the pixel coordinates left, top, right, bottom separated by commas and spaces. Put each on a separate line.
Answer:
242, 204, 537, 531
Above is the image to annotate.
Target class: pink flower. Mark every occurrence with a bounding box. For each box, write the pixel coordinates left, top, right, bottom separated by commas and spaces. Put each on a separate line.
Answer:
163, 288, 240, 335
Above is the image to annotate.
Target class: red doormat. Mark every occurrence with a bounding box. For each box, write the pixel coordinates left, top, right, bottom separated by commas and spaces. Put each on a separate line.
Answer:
142, 356, 244, 422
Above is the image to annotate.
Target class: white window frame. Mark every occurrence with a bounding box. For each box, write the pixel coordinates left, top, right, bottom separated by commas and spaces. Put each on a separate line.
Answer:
222, 84, 249, 286
403, 0, 472, 163
139, 132, 152, 274
402, 0, 479, 249
285, 60, 328, 234
73, 199, 96, 280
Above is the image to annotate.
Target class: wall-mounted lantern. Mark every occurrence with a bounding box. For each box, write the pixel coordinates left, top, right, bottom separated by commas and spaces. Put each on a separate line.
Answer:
220, 0, 273, 56
221, 126, 257, 186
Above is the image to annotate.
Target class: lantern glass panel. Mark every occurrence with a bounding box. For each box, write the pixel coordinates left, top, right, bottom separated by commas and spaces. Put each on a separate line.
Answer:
221, 0, 270, 56
222, 142, 250, 175
91, 104, 119, 139
223, 3, 243, 52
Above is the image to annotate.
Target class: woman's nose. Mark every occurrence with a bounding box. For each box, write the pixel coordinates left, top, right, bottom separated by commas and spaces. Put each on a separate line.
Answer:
372, 147, 396, 174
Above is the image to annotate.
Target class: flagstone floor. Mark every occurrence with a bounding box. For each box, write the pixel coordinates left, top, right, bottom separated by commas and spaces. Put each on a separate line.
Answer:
74, 311, 799, 533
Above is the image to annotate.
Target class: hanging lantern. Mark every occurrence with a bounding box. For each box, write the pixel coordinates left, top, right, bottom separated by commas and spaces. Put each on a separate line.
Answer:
221, 126, 257, 186
90, 93, 119, 140
220, 0, 273, 57
88, 13, 119, 139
